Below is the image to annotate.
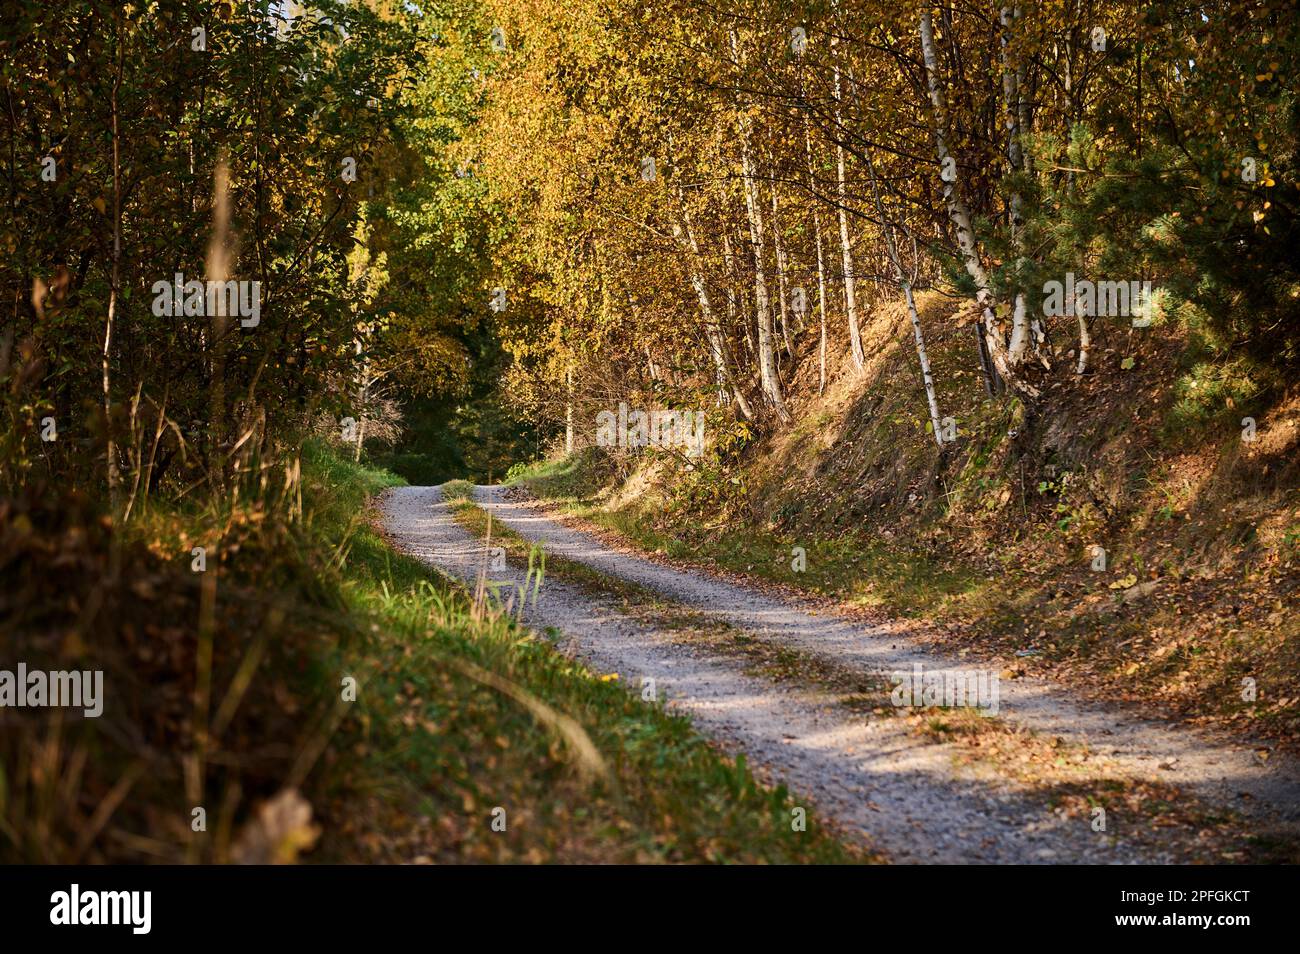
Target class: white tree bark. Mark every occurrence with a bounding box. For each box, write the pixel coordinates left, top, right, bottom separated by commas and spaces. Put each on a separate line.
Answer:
903, 281, 943, 447
832, 38, 866, 373
816, 219, 828, 394
730, 27, 790, 421
803, 114, 829, 394
564, 363, 574, 453
677, 180, 754, 419
1076, 298, 1090, 375
769, 176, 794, 358
865, 147, 944, 445
919, 8, 1038, 399
1000, 6, 1030, 364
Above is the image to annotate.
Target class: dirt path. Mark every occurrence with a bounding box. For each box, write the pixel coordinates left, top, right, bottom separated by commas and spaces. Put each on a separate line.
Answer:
381, 484, 1300, 863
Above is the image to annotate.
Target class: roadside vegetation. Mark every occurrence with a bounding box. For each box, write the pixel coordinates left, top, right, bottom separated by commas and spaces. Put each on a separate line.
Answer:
508, 292, 1300, 750
2, 439, 866, 863
4, 0, 1296, 868
452, 490, 1300, 863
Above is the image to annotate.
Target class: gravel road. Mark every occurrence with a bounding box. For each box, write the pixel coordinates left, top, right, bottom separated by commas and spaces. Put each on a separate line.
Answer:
380, 483, 1300, 863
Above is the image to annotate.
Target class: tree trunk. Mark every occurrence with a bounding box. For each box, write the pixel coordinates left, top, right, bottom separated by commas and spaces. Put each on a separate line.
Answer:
103, 27, 124, 500
832, 38, 866, 373
769, 175, 793, 358
353, 331, 369, 463
565, 364, 574, 453
678, 189, 754, 419
1000, 6, 1030, 365
865, 146, 944, 445
919, 9, 1036, 399
801, 100, 829, 394
903, 281, 943, 447
730, 27, 789, 421
206, 158, 232, 487
1076, 321, 1090, 374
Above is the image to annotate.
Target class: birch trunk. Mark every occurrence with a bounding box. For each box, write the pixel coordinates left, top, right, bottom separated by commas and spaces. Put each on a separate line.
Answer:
730, 27, 789, 421
832, 41, 866, 372
726, 231, 757, 361
903, 281, 943, 447
1000, 6, 1030, 364
353, 331, 369, 463
679, 186, 754, 419
769, 177, 793, 358
565, 364, 574, 453
919, 9, 1038, 399
1076, 299, 1090, 374
802, 99, 829, 393
816, 222, 828, 393
865, 148, 944, 445
1076, 324, 1090, 374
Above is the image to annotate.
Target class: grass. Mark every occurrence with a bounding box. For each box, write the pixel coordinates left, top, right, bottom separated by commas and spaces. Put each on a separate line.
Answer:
448, 497, 891, 712
509, 452, 980, 616
2, 440, 387, 863
450, 494, 1300, 863
507, 370, 1300, 748
440, 478, 475, 501
302, 451, 869, 863
0, 439, 865, 864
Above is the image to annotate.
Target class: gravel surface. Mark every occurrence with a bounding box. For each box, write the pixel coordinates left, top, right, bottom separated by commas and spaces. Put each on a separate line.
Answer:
381, 483, 1300, 863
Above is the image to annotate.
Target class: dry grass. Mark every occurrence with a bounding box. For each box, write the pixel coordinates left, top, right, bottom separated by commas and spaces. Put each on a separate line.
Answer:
514, 290, 1300, 748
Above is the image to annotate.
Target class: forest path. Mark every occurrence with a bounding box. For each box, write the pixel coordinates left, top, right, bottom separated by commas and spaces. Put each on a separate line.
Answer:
380, 483, 1300, 863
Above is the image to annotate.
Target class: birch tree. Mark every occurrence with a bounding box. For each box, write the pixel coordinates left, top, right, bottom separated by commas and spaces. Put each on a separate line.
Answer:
1000, 5, 1031, 365
803, 105, 830, 394
864, 147, 944, 446
918, 8, 1038, 400
730, 27, 790, 421
831, 28, 866, 373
